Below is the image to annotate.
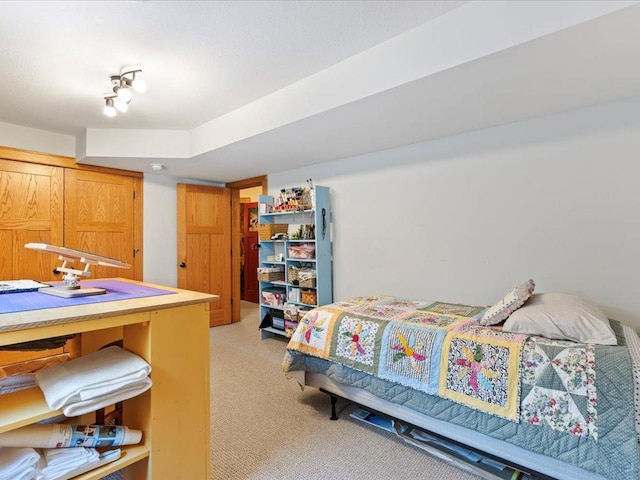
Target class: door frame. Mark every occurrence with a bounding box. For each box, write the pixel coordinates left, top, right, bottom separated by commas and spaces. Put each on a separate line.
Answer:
226, 175, 268, 322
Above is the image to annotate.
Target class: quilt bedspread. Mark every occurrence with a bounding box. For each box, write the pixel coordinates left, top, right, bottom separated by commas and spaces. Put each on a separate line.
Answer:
283, 296, 639, 480
286, 295, 525, 420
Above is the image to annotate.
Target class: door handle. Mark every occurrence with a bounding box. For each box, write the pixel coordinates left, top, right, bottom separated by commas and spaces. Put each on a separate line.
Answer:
179, 262, 186, 268
252, 243, 260, 249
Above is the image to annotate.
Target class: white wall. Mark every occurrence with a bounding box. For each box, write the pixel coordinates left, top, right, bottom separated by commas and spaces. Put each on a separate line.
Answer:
269, 97, 640, 329
0, 122, 75, 157
3, 97, 639, 329
142, 174, 179, 287
142, 174, 222, 287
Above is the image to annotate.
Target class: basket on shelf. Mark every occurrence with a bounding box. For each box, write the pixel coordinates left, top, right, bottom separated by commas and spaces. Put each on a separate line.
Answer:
288, 266, 316, 287
299, 277, 316, 288
257, 267, 284, 282
257, 223, 288, 241
284, 303, 299, 321
301, 289, 317, 306
287, 265, 298, 282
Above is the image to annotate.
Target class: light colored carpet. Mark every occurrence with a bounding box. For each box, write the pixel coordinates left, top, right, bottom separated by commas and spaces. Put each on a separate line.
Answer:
210, 301, 481, 480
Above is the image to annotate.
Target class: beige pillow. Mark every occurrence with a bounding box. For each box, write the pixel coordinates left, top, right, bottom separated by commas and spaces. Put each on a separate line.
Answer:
480, 279, 535, 326
502, 292, 617, 345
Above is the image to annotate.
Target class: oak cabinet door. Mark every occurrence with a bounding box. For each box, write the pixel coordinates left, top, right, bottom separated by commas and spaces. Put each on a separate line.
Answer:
0, 159, 63, 281
64, 169, 137, 280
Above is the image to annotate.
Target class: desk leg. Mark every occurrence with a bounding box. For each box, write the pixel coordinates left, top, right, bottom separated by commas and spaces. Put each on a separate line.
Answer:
123, 303, 211, 480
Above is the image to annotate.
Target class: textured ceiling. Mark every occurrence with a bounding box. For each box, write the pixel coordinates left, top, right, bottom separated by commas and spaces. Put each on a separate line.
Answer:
0, 0, 467, 135
1, 1, 639, 183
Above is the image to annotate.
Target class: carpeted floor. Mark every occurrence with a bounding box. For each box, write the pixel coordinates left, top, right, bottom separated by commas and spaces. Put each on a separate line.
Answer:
209, 301, 481, 479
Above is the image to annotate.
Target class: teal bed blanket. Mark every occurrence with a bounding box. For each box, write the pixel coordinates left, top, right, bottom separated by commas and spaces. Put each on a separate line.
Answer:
283, 297, 639, 480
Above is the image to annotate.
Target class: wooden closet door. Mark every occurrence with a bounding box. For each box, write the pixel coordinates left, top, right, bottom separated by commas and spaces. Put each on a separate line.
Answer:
0, 159, 63, 281
177, 184, 232, 326
64, 169, 137, 280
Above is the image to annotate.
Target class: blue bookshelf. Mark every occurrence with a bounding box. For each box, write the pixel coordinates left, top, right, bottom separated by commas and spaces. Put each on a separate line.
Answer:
258, 186, 332, 340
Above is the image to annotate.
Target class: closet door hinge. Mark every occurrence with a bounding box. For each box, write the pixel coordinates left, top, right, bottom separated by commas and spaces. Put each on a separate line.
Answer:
133, 248, 139, 258
133, 190, 137, 200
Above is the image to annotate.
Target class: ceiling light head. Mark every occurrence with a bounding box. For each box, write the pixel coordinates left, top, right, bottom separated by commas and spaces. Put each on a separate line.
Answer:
114, 84, 132, 102
150, 163, 164, 171
103, 97, 116, 117
131, 76, 147, 94
122, 69, 147, 94
113, 96, 129, 113
110, 75, 133, 102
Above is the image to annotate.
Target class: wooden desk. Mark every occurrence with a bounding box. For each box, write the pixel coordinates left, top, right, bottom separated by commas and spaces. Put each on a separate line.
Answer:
0, 279, 217, 480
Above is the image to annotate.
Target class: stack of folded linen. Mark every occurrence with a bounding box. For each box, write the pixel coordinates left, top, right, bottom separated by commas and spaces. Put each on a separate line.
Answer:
36, 447, 99, 480
0, 446, 39, 480
0, 374, 37, 396
35, 447, 120, 480
35, 346, 152, 416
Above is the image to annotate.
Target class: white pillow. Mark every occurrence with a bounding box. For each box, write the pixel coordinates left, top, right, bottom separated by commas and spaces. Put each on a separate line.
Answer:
479, 279, 535, 326
502, 292, 617, 345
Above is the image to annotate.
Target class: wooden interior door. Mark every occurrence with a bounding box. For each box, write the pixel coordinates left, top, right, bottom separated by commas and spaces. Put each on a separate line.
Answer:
0, 159, 63, 282
177, 184, 232, 327
242, 202, 259, 302
64, 169, 138, 280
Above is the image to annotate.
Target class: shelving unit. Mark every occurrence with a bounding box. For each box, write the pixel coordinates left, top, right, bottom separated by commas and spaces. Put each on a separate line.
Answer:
258, 186, 332, 340
0, 279, 216, 480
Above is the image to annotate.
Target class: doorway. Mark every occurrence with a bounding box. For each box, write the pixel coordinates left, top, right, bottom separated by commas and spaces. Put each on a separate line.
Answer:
227, 176, 268, 312
241, 202, 259, 302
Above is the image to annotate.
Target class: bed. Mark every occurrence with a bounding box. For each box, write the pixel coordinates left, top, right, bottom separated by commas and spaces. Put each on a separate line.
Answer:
283, 284, 640, 480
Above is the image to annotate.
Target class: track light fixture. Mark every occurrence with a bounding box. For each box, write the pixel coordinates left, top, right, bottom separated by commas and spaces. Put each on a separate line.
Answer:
102, 67, 146, 117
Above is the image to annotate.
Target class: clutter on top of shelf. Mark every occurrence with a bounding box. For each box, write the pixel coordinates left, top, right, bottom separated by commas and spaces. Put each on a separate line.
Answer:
273, 187, 312, 212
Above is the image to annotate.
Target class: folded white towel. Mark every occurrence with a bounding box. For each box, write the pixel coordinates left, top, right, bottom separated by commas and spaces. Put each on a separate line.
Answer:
36, 447, 99, 480
36, 346, 151, 416
12, 467, 36, 480
0, 446, 40, 480
61, 378, 152, 416
54, 449, 120, 480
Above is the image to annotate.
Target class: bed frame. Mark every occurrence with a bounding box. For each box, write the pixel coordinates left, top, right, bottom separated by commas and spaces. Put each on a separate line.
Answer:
306, 371, 613, 480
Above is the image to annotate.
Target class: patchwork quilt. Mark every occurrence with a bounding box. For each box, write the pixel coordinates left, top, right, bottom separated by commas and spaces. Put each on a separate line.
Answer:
286, 295, 525, 420
284, 295, 639, 480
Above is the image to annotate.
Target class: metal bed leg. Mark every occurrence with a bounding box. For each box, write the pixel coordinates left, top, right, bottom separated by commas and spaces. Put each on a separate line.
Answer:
319, 388, 341, 420
330, 394, 338, 420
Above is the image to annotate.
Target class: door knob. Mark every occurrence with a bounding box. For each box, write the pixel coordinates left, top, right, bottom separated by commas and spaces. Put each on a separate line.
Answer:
179, 262, 186, 268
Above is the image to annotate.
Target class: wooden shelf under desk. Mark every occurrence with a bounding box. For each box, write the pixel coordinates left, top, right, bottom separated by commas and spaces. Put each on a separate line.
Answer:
75, 445, 150, 480
0, 279, 217, 480
0, 388, 150, 479
0, 387, 62, 433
